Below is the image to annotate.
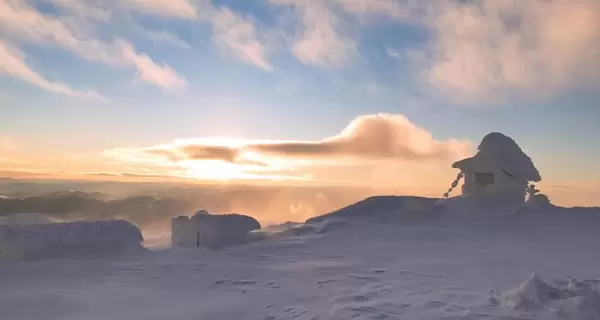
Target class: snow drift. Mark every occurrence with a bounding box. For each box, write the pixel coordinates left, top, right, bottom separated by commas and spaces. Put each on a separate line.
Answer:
0, 220, 145, 261
306, 196, 439, 224
492, 274, 600, 320
251, 218, 349, 241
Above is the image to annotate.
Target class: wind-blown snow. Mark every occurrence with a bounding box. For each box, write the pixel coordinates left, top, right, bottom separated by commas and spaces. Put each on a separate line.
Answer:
1, 198, 600, 319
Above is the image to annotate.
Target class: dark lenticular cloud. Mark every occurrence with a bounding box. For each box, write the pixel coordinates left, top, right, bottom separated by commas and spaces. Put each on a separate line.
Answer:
131, 114, 471, 164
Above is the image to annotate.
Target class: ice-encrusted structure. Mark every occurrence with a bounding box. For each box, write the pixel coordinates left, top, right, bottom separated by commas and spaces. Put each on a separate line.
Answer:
171, 210, 261, 249
0, 220, 145, 261
448, 132, 543, 204
492, 273, 600, 319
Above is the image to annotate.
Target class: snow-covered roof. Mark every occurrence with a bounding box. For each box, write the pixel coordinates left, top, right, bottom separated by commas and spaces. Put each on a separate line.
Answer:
452, 132, 541, 182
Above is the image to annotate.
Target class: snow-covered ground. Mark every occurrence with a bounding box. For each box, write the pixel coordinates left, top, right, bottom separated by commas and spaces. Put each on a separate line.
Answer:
1, 203, 600, 319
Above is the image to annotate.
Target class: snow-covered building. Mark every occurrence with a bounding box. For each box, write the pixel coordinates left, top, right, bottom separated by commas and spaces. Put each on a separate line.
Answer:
171, 210, 261, 249
0, 219, 145, 261
449, 132, 542, 204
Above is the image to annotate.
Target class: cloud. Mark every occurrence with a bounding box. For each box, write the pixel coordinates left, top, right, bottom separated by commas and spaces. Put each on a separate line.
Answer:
48, 0, 197, 20
0, 0, 187, 91
48, 0, 273, 71
270, 0, 357, 68
105, 114, 471, 166
132, 27, 191, 48
424, 0, 600, 102
0, 40, 104, 100
333, 0, 420, 21
247, 114, 471, 161
119, 41, 187, 90
48, 0, 112, 21
211, 8, 273, 71
268, 0, 600, 102
122, 0, 197, 19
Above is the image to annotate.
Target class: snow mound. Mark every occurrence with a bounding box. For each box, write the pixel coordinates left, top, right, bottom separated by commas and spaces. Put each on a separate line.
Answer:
255, 219, 348, 240
492, 273, 600, 319
0, 220, 145, 261
307, 196, 438, 224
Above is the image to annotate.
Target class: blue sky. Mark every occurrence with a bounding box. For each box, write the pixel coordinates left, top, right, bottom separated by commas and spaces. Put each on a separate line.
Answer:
1, 0, 599, 205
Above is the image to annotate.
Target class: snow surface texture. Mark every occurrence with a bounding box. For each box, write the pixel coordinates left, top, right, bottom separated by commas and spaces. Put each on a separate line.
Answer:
172, 210, 261, 250
1, 196, 600, 319
0, 220, 145, 261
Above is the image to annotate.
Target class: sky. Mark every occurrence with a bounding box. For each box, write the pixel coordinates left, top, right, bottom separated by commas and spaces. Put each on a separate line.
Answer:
1, 0, 599, 206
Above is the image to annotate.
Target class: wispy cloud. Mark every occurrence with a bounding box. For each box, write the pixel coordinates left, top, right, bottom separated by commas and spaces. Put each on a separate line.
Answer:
211, 8, 273, 71
270, 0, 357, 68
122, 0, 197, 19
48, 0, 197, 20
119, 41, 187, 90
0, 0, 187, 91
0, 40, 104, 100
132, 26, 191, 48
333, 0, 420, 21
268, 0, 600, 102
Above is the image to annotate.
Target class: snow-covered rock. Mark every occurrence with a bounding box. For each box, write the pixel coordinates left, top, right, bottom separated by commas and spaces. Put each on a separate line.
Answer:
492, 274, 600, 319
171, 210, 261, 250
0, 220, 145, 261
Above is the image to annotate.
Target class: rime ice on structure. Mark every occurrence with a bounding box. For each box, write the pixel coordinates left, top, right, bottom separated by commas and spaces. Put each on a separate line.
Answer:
0, 219, 145, 261
171, 210, 261, 250
451, 132, 543, 204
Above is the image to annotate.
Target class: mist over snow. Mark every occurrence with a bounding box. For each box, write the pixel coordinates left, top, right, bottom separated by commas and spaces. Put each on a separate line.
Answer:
2, 188, 600, 319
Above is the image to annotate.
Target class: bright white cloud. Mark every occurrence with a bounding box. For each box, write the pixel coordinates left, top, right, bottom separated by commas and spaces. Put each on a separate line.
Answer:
0, 0, 187, 91
0, 40, 103, 100
211, 8, 272, 71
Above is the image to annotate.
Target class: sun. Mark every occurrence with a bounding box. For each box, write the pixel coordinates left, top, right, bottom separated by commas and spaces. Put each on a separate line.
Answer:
180, 160, 246, 181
